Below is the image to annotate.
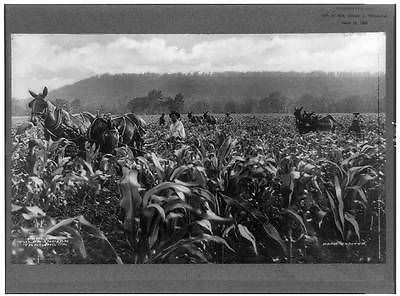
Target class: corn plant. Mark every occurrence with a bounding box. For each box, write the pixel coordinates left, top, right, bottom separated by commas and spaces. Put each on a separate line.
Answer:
11, 205, 122, 264
11, 113, 386, 264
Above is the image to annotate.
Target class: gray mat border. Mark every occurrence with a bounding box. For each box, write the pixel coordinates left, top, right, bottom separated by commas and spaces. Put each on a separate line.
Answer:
4, 4, 395, 294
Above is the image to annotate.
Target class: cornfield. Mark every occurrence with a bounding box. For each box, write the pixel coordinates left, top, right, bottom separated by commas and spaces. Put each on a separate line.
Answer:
10, 113, 386, 264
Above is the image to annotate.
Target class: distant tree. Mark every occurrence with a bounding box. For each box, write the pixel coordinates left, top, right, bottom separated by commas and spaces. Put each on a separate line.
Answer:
202, 99, 211, 113
186, 100, 198, 113
53, 98, 71, 112
211, 100, 223, 113
45, 72, 383, 114
172, 93, 185, 112
127, 89, 164, 114
225, 101, 237, 113
158, 95, 172, 111
296, 94, 326, 113
258, 92, 287, 113
158, 93, 185, 112
108, 101, 119, 114
84, 103, 99, 114
189, 100, 209, 113
339, 95, 378, 113
239, 98, 257, 113
127, 97, 149, 113
148, 89, 163, 101
71, 98, 81, 113
258, 96, 269, 113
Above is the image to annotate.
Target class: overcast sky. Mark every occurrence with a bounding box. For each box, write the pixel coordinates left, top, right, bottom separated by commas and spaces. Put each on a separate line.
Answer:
12, 33, 385, 99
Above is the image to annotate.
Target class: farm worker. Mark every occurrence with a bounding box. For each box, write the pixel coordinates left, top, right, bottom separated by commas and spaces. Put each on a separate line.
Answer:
159, 113, 166, 126
224, 112, 233, 123
169, 110, 186, 139
349, 112, 362, 136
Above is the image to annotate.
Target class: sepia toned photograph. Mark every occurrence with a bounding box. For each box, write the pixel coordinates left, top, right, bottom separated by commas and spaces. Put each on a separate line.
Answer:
5, 4, 395, 294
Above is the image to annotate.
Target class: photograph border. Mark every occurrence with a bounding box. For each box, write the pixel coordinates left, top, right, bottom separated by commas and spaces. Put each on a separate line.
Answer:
4, 4, 395, 293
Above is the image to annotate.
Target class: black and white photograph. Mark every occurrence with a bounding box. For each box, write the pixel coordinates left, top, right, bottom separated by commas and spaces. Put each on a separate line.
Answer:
5, 4, 395, 294
10, 31, 388, 264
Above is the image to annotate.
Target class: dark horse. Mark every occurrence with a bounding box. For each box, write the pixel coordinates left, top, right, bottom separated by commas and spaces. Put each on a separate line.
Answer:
294, 107, 342, 134
203, 111, 217, 125
28, 87, 95, 145
188, 111, 203, 124
87, 113, 146, 155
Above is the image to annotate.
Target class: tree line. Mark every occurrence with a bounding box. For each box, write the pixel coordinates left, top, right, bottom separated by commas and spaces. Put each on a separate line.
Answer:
12, 71, 385, 116
12, 90, 382, 116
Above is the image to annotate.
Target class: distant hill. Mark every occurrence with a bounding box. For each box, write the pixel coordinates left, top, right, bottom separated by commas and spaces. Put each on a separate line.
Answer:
13, 71, 385, 115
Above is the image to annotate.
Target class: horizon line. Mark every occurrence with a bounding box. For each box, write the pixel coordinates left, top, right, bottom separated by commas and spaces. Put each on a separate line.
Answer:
13, 68, 385, 101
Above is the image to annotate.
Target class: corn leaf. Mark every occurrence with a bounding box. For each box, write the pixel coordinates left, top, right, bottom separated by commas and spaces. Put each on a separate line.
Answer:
151, 152, 165, 180
262, 223, 288, 256
347, 165, 373, 186
147, 204, 166, 221
196, 219, 213, 234
283, 208, 308, 235
11, 204, 23, 212
325, 189, 344, 240
237, 224, 258, 255
143, 182, 191, 206
346, 186, 368, 204
334, 175, 345, 232
344, 212, 360, 241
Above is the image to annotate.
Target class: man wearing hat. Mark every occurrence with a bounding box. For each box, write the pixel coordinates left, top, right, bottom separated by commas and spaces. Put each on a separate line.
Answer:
169, 110, 186, 139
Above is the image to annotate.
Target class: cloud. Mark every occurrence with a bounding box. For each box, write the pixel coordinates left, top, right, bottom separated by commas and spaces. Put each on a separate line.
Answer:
12, 33, 385, 98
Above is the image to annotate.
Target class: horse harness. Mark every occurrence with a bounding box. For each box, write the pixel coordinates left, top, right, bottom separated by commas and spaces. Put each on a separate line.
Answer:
36, 106, 83, 142
87, 114, 142, 145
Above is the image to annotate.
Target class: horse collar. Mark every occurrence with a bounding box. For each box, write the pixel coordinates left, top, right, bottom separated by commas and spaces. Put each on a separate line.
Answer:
46, 107, 62, 130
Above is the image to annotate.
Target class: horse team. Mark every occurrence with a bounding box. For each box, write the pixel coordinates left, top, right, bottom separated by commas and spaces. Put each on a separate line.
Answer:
26, 86, 362, 157
187, 111, 218, 125
293, 106, 344, 134
28, 87, 146, 155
